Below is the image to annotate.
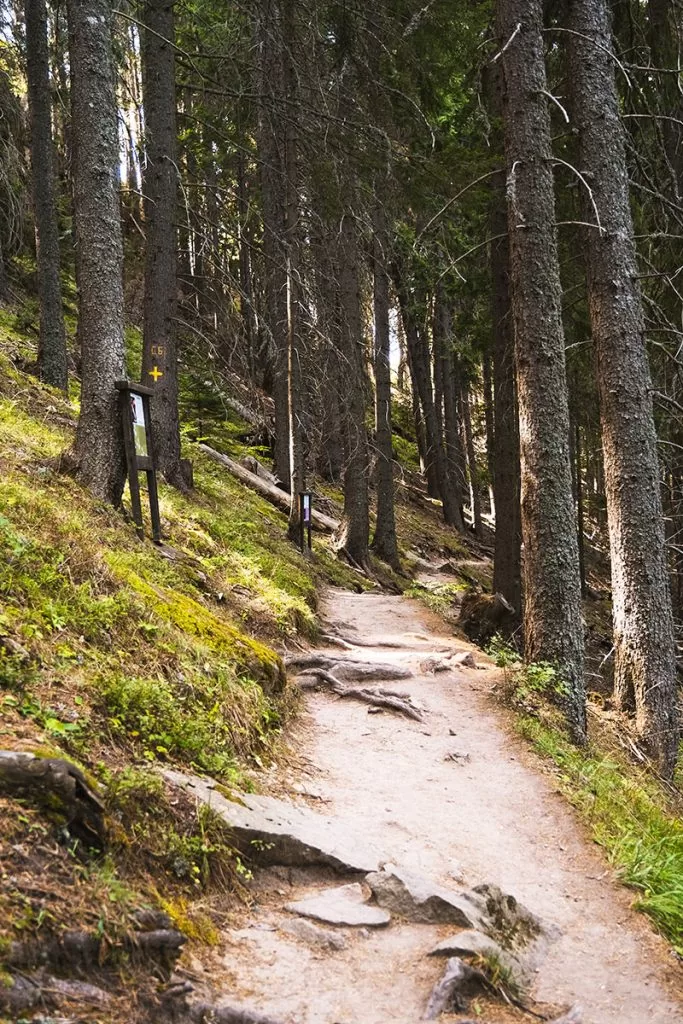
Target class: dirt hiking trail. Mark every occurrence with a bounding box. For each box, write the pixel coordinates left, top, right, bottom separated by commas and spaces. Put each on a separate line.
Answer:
203, 587, 683, 1024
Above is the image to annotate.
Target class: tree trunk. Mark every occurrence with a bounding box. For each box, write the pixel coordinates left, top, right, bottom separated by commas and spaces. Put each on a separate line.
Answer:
489, 148, 522, 613
440, 310, 468, 519
496, 0, 586, 740
568, 0, 679, 775
462, 380, 483, 538
257, 0, 289, 488
140, 0, 187, 489
371, 204, 400, 567
334, 213, 370, 567
482, 350, 495, 516
67, 0, 126, 504
396, 274, 462, 528
282, 0, 304, 541
26, 0, 68, 392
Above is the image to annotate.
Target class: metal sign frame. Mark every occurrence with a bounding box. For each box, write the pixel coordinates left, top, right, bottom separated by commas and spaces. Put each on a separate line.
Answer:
115, 380, 161, 544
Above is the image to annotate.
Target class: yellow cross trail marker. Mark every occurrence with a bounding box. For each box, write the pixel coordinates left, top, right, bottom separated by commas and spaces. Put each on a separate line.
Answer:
149, 366, 164, 382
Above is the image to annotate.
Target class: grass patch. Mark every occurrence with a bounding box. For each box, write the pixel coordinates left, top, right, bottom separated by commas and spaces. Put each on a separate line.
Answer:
519, 716, 683, 951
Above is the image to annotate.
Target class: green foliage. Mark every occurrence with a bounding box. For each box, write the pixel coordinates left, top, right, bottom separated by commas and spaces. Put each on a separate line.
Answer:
520, 718, 683, 951
406, 579, 465, 616
486, 633, 519, 669
98, 666, 270, 777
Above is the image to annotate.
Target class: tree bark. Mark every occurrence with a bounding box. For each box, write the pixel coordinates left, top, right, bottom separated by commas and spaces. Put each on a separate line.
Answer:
461, 379, 483, 538
334, 213, 370, 567
257, 0, 290, 488
489, 125, 522, 612
568, 0, 679, 774
496, 0, 586, 740
396, 272, 463, 528
27, 0, 68, 392
67, 0, 126, 504
140, 0, 186, 489
282, 0, 305, 541
371, 203, 399, 567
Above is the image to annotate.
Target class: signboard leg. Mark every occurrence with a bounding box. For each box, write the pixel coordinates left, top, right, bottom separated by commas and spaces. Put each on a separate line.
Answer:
146, 470, 162, 545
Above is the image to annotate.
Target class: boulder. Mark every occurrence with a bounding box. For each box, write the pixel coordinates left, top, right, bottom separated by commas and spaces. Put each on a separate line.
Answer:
285, 883, 391, 927
164, 770, 379, 873
365, 864, 481, 925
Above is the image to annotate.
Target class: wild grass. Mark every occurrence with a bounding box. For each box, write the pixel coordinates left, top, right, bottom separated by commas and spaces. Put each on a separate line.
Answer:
520, 716, 683, 951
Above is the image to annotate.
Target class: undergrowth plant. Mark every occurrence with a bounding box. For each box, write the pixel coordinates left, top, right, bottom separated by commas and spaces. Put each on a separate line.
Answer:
520, 718, 683, 952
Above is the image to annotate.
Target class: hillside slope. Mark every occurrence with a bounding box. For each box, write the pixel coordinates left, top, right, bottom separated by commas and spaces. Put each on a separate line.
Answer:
0, 298, 484, 1021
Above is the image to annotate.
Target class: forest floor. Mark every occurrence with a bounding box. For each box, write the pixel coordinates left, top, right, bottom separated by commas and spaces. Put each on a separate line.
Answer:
196, 581, 683, 1024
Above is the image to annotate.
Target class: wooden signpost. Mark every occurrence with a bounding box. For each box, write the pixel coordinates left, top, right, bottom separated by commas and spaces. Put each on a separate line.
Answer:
115, 380, 162, 544
299, 491, 313, 553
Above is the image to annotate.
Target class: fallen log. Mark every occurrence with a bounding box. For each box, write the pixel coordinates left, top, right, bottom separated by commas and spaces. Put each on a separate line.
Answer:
199, 445, 340, 533
297, 668, 423, 721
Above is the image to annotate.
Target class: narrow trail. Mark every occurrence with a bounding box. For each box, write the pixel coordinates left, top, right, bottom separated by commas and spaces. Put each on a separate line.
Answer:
212, 587, 683, 1024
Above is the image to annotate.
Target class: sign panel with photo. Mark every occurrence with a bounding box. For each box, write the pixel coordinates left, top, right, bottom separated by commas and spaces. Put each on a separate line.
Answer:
131, 393, 149, 458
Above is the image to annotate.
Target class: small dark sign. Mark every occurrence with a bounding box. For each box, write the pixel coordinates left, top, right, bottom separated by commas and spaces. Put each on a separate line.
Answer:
299, 491, 313, 553
116, 380, 162, 544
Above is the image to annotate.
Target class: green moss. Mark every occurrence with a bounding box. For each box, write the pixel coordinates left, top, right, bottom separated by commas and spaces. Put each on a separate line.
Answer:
108, 560, 284, 691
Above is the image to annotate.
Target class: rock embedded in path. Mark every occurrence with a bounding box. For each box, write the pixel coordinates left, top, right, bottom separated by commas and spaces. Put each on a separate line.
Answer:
429, 930, 525, 988
280, 918, 347, 950
365, 867, 545, 952
365, 864, 482, 926
429, 928, 507, 962
464, 883, 545, 951
285, 883, 391, 927
163, 770, 380, 873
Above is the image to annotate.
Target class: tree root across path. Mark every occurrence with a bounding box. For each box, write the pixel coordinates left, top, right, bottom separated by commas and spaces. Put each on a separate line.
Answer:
285, 653, 423, 721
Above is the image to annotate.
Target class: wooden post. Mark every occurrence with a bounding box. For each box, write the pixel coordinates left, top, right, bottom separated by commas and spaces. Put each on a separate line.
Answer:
299, 491, 312, 553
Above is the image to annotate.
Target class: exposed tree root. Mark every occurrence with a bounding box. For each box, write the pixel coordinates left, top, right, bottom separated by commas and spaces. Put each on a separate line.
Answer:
322, 630, 409, 650
295, 667, 423, 721
284, 653, 412, 681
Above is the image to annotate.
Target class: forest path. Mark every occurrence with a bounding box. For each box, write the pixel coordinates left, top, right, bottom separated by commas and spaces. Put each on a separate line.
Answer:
212, 586, 682, 1024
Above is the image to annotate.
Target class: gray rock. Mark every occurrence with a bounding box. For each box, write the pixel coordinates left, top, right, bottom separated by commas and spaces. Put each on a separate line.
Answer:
285, 883, 391, 927
280, 918, 347, 950
365, 864, 482, 925
163, 770, 379, 873
429, 929, 526, 988
366, 868, 545, 954
462, 883, 544, 951
429, 928, 506, 961
451, 651, 476, 668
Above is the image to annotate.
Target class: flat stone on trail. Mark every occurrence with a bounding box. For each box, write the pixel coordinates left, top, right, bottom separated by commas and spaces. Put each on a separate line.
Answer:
285, 883, 391, 927
163, 770, 379, 873
280, 918, 347, 950
365, 864, 482, 926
